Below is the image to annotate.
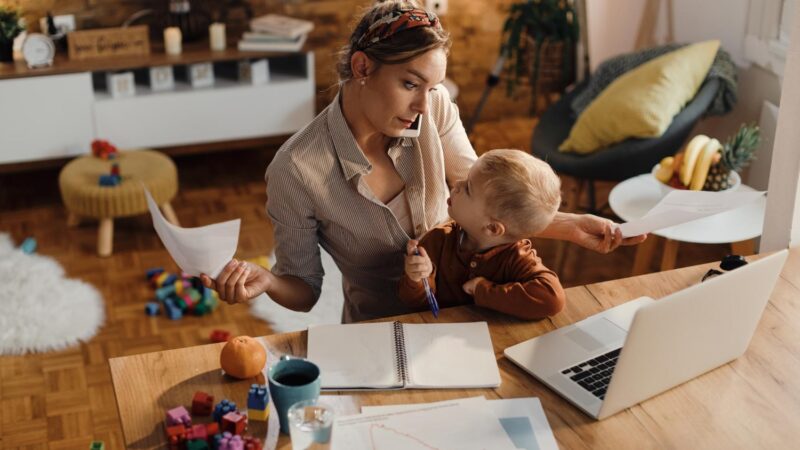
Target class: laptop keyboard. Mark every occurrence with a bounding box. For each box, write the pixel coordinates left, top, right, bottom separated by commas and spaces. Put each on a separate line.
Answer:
560, 348, 621, 400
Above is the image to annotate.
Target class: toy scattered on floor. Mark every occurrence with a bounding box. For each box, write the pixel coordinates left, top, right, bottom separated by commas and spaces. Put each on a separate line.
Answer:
19, 237, 36, 254
213, 399, 238, 422
166, 405, 192, 427
187, 439, 210, 450
91, 139, 119, 160
144, 268, 219, 320
165, 424, 187, 449
192, 391, 214, 416
221, 411, 248, 435
89, 441, 104, 450
210, 329, 231, 343
220, 336, 267, 379
187, 423, 208, 441
246, 384, 269, 422
145, 302, 160, 316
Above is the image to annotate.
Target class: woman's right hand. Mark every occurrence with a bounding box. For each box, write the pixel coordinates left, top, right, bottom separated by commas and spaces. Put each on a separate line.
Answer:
200, 259, 272, 304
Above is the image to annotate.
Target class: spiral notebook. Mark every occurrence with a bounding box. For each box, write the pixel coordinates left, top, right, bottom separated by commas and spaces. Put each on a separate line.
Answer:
307, 321, 501, 390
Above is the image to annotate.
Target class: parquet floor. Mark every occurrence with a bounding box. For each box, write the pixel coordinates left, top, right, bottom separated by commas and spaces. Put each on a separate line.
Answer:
0, 117, 729, 448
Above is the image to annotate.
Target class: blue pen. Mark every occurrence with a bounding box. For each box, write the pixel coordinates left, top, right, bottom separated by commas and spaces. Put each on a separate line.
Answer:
414, 247, 439, 318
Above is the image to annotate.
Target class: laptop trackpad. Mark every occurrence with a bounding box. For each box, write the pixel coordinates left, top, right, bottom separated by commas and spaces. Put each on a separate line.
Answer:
566, 318, 627, 352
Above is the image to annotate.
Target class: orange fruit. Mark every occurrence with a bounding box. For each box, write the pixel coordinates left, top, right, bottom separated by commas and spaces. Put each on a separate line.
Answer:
220, 335, 267, 379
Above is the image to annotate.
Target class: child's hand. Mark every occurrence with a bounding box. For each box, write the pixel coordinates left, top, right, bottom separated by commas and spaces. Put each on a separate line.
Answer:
462, 276, 487, 295
405, 240, 433, 283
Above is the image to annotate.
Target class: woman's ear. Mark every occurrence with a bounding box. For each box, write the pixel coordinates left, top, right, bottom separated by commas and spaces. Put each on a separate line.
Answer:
350, 51, 373, 79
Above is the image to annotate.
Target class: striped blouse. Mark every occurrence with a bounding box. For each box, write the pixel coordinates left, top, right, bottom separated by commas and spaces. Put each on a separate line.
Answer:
265, 87, 477, 323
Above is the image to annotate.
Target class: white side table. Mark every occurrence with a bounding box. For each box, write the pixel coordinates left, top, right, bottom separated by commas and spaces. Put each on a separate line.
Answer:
609, 174, 766, 275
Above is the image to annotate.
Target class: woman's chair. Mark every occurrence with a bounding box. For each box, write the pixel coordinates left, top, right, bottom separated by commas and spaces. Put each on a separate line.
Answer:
531, 78, 720, 271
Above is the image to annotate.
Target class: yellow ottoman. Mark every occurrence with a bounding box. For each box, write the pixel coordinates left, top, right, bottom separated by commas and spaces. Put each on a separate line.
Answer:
58, 149, 179, 257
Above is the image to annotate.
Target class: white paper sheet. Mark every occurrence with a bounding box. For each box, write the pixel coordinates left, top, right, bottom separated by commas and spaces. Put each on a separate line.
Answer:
618, 190, 766, 238
144, 188, 240, 277
333, 397, 518, 450
362, 397, 558, 450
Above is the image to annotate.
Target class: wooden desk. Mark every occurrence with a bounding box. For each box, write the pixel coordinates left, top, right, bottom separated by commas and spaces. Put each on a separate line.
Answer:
110, 250, 800, 449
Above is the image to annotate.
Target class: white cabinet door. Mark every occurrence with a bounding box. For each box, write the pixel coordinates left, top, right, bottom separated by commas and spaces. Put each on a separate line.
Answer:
0, 73, 95, 164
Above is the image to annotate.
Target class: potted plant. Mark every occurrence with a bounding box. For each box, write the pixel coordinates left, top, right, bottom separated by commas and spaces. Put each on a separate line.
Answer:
500, 0, 579, 114
0, 6, 25, 63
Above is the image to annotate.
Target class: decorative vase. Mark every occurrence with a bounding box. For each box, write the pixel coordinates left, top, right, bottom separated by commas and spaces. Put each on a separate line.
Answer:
0, 40, 14, 63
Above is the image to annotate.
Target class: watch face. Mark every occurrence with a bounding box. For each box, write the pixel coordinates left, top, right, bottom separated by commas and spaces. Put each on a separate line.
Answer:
22, 33, 55, 67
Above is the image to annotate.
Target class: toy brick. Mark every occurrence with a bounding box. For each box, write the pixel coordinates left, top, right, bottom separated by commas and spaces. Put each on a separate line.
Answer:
89, 441, 105, 450
218, 432, 244, 450
192, 391, 214, 416
166, 405, 192, 427
189, 288, 202, 302
187, 423, 208, 441
145, 302, 160, 316
156, 284, 177, 300
20, 237, 36, 254
194, 302, 209, 316
146, 267, 164, 279
205, 422, 219, 437
154, 271, 169, 287
163, 273, 178, 285
213, 399, 237, 422
210, 330, 230, 343
242, 435, 263, 450
165, 424, 187, 446
187, 439, 210, 450
247, 408, 269, 421
166, 304, 183, 320
98, 174, 120, 186
246, 384, 268, 411
221, 411, 247, 435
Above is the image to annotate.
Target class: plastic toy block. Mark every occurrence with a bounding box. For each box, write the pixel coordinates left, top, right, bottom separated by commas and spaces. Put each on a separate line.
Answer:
146, 267, 164, 279
221, 411, 247, 435
156, 284, 177, 300
187, 424, 208, 441
246, 384, 268, 411
247, 408, 269, 421
145, 302, 160, 316
89, 441, 105, 450
98, 174, 120, 186
166, 304, 183, 320
165, 424, 187, 446
194, 302, 209, 316
111, 163, 120, 176
176, 297, 188, 311
242, 435, 263, 450
20, 237, 36, 254
189, 289, 202, 302
175, 280, 185, 296
154, 271, 170, 287
210, 330, 230, 343
187, 439, 210, 450
166, 405, 192, 427
163, 273, 178, 286
182, 294, 195, 311
213, 399, 237, 422
218, 432, 244, 450
205, 422, 219, 437
192, 391, 214, 416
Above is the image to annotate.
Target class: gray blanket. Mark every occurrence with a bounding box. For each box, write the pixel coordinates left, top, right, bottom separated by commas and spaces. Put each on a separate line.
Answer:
570, 43, 737, 117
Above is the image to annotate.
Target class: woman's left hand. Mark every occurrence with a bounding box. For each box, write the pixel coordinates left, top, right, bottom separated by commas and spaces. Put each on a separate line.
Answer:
571, 214, 647, 254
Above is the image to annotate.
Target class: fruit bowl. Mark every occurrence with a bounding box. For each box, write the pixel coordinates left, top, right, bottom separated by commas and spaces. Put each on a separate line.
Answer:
651, 163, 740, 197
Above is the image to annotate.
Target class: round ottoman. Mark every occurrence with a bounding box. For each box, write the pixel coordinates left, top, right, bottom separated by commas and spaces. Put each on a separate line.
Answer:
59, 149, 179, 257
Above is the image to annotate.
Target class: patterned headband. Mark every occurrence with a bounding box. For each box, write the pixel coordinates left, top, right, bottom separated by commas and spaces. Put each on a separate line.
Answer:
356, 8, 441, 50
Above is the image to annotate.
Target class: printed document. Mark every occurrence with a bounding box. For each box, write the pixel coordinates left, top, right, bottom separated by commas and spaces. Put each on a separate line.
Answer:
144, 188, 240, 277
619, 190, 765, 237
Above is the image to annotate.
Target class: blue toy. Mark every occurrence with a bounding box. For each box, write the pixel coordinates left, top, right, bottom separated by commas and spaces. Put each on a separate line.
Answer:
20, 237, 36, 254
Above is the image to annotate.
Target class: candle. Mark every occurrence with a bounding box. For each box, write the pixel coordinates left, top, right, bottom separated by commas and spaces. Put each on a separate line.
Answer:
209, 22, 226, 51
164, 27, 182, 55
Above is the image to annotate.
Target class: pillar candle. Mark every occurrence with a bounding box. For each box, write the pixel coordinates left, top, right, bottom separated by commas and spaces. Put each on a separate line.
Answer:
209, 22, 226, 51
164, 27, 182, 55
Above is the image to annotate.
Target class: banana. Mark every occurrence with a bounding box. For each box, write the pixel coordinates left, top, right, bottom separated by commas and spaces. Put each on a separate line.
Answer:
680, 135, 710, 186
655, 156, 674, 183
689, 138, 722, 190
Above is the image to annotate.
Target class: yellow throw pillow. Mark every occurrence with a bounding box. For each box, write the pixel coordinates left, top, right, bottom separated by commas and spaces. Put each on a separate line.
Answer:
559, 40, 720, 154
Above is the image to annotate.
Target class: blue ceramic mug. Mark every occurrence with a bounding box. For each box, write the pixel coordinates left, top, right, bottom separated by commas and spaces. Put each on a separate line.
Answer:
268, 355, 321, 433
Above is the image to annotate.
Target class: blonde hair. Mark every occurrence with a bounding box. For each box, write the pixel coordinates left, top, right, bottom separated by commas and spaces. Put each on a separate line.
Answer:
477, 149, 562, 238
336, 0, 451, 83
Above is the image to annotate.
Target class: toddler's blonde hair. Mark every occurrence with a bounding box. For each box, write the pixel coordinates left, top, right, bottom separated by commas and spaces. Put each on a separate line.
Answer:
477, 149, 561, 238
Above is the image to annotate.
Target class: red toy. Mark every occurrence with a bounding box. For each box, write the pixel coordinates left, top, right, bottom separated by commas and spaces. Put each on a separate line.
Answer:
192, 391, 214, 416
165, 424, 187, 449
91, 139, 119, 160
221, 411, 247, 435
243, 435, 263, 450
210, 329, 231, 343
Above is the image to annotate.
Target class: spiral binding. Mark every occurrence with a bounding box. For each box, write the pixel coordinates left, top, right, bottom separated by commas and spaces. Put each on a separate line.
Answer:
393, 321, 409, 385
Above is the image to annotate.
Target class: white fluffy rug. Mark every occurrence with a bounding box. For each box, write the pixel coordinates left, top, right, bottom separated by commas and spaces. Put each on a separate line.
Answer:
0, 234, 105, 355
250, 250, 344, 333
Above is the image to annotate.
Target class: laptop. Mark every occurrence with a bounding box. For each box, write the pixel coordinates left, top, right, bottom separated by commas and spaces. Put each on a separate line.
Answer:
504, 250, 788, 420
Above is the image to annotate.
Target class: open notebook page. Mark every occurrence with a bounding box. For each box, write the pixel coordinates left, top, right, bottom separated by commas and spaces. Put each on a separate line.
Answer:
403, 322, 501, 388
307, 322, 401, 389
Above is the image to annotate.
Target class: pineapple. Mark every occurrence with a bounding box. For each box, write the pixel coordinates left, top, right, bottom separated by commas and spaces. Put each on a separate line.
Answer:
703, 124, 760, 191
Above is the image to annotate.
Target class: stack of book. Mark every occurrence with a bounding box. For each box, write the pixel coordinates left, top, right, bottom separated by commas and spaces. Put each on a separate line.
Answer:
237, 14, 313, 52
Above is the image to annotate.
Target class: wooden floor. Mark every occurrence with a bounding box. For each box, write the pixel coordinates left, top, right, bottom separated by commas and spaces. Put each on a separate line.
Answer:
0, 117, 731, 448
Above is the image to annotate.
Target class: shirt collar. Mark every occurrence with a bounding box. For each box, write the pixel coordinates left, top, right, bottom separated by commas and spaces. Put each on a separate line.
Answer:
327, 92, 413, 180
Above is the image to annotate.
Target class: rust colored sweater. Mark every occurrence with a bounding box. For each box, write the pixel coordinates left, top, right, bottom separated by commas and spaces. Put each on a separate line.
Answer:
398, 222, 566, 320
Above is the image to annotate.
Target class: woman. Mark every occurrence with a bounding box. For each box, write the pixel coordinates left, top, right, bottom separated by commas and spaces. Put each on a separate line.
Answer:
202, 1, 645, 322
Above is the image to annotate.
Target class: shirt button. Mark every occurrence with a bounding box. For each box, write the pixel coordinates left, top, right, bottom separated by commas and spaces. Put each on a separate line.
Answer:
469, 261, 477, 268
416, 225, 423, 233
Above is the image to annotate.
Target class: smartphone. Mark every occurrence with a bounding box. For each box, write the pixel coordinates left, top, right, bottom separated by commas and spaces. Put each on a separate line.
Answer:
399, 115, 422, 138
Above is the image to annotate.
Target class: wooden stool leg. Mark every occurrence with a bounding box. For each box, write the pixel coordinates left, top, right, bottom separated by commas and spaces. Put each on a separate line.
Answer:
98, 218, 114, 257
730, 239, 757, 256
632, 235, 660, 275
66, 213, 81, 227
160, 202, 180, 226
660, 239, 680, 271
